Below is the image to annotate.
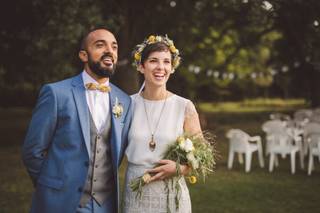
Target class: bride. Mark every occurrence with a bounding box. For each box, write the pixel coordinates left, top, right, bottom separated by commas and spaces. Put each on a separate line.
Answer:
123, 35, 202, 213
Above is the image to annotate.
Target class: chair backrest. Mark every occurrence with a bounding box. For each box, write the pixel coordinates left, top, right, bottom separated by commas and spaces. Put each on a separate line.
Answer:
313, 108, 320, 116
294, 109, 313, 121
306, 132, 320, 149
310, 114, 320, 123
226, 129, 251, 152
268, 131, 292, 148
262, 120, 286, 134
303, 122, 320, 138
270, 113, 291, 121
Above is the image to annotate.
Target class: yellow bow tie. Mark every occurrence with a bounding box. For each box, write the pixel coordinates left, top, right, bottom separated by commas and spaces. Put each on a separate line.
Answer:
85, 83, 111, 92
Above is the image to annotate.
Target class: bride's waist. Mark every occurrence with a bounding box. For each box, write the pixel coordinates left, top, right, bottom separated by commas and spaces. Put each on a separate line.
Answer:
126, 163, 154, 172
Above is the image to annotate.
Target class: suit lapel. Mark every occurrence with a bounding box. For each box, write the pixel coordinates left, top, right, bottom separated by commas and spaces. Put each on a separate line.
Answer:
71, 74, 91, 158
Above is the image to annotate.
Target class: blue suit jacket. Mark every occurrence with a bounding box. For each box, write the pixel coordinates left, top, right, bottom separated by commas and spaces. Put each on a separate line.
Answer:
22, 74, 132, 213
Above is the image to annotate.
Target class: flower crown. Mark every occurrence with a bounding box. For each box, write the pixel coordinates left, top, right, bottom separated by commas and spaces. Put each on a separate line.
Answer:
132, 35, 181, 70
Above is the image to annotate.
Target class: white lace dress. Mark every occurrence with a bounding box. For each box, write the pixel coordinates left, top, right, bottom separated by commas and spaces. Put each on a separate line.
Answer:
123, 93, 196, 213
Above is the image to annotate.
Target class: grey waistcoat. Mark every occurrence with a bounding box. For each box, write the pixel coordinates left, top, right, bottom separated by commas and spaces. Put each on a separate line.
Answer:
79, 112, 115, 207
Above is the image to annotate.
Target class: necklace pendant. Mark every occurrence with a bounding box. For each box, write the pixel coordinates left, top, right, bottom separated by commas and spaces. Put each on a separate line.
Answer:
149, 139, 156, 151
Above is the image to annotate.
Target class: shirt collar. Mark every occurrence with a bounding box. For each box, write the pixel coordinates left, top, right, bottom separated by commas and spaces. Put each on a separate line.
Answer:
82, 70, 110, 87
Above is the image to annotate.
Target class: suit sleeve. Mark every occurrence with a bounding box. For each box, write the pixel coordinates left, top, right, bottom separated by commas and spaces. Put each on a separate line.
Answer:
22, 84, 58, 185
119, 97, 132, 163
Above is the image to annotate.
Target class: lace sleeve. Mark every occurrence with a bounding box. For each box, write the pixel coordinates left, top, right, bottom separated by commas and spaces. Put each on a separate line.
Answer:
184, 100, 202, 135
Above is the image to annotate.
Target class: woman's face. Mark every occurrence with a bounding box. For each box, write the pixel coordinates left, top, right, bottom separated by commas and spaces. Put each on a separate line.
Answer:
139, 50, 173, 88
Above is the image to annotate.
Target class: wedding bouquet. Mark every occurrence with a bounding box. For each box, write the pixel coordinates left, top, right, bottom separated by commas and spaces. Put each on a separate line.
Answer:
129, 132, 216, 206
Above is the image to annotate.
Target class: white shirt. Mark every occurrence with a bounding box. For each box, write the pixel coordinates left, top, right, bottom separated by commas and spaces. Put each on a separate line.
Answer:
82, 71, 110, 132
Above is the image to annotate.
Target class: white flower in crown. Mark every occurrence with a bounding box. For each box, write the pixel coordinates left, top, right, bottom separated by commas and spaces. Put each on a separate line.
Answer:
112, 97, 123, 118
155, 36, 162, 42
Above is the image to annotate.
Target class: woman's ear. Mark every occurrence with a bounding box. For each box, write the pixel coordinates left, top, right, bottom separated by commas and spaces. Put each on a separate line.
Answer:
137, 64, 144, 74
79, 50, 88, 63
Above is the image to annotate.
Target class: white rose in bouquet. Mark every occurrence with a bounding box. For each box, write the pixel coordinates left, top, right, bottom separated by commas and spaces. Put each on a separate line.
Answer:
184, 138, 194, 152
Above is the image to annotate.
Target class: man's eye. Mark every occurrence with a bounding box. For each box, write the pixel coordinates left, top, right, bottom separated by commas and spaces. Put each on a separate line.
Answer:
96, 43, 104, 48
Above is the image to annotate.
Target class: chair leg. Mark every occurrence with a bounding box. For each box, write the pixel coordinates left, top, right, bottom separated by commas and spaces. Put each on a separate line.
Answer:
238, 153, 244, 164
258, 148, 265, 168
274, 155, 279, 167
299, 149, 304, 170
228, 150, 234, 169
265, 141, 269, 156
245, 152, 252, 172
308, 153, 313, 175
269, 153, 275, 172
290, 152, 296, 174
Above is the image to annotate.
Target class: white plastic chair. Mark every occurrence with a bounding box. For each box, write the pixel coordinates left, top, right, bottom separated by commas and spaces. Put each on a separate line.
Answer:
268, 131, 303, 174
306, 133, 320, 175
262, 120, 286, 156
303, 122, 320, 156
226, 129, 264, 172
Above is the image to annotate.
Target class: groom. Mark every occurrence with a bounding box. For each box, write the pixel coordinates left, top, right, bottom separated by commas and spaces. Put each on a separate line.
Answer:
22, 28, 132, 213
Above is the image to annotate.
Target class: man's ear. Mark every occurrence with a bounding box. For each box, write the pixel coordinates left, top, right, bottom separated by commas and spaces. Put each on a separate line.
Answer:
79, 50, 88, 63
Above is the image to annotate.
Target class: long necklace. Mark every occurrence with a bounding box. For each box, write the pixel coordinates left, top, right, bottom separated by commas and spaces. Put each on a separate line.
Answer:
142, 91, 168, 152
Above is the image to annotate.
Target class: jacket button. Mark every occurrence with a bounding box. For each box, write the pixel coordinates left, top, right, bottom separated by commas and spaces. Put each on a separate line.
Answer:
78, 187, 82, 192
84, 161, 89, 167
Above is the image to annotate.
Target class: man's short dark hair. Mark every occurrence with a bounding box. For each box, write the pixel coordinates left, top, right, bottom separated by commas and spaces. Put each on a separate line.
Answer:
79, 26, 111, 51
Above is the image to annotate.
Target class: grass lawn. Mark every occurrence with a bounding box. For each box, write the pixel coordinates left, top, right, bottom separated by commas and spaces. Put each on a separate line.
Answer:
1, 99, 319, 213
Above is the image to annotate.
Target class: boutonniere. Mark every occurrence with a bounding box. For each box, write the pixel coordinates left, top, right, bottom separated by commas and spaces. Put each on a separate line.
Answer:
112, 97, 123, 118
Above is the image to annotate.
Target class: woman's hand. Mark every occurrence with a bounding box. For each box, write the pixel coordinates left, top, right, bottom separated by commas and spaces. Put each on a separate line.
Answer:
146, 159, 190, 182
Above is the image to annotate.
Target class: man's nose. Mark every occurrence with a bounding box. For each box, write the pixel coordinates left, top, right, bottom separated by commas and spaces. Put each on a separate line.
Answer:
104, 44, 112, 53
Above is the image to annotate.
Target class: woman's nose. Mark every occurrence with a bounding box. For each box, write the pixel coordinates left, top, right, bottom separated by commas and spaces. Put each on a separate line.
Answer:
157, 61, 165, 69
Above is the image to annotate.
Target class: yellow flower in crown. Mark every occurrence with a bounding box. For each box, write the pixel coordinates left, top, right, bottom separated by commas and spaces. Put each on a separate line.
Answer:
172, 57, 181, 69
169, 45, 177, 53
188, 176, 197, 184
134, 52, 141, 61
147, 35, 156, 43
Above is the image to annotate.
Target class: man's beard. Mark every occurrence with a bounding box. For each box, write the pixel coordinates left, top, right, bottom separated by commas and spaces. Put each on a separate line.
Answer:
88, 53, 116, 78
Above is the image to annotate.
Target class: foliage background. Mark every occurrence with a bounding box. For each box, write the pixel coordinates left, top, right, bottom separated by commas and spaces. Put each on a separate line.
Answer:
1, 0, 320, 106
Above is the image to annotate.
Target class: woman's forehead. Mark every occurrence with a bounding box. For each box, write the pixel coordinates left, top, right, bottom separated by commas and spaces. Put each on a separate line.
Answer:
148, 50, 171, 58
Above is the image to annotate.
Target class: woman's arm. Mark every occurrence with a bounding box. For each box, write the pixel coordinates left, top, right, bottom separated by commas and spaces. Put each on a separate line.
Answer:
183, 100, 202, 135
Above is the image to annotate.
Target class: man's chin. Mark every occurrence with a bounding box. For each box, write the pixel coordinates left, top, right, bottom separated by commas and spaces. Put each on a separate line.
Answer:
95, 69, 114, 78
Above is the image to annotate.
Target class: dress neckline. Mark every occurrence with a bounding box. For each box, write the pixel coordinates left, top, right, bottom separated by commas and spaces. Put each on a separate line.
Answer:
138, 93, 176, 103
